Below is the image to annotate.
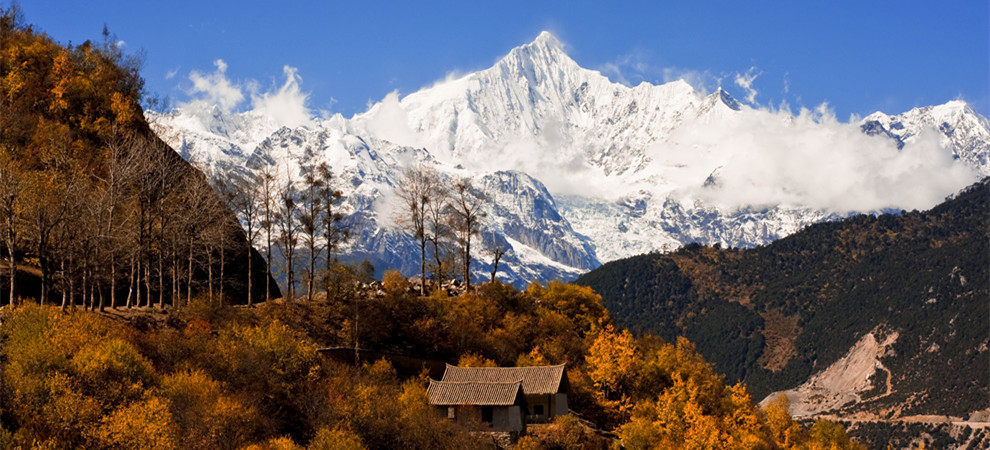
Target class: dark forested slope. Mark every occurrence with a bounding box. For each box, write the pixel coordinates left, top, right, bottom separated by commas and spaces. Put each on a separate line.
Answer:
577, 179, 989, 417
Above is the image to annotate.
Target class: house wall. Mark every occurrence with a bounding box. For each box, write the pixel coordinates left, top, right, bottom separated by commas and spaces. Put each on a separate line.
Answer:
455, 406, 481, 426
553, 393, 568, 416
435, 405, 524, 433
526, 393, 569, 423
493, 405, 525, 433
526, 394, 551, 423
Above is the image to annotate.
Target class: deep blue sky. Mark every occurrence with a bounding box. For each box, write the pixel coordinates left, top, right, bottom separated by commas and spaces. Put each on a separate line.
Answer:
16, 1, 990, 119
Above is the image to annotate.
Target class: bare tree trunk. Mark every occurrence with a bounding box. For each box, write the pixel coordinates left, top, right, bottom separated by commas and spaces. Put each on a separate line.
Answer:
110, 252, 116, 309
6, 235, 13, 306
247, 241, 253, 306
207, 246, 214, 305
187, 237, 193, 305
219, 237, 225, 303
39, 257, 47, 306
99, 262, 106, 312
433, 239, 444, 289
133, 256, 140, 307
88, 272, 94, 311
68, 274, 74, 309
126, 256, 134, 308
420, 240, 426, 296
171, 254, 179, 308
308, 241, 314, 302
81, 268, 88, 310
144, 260, 151, 308
60, 258, 68, 310
158, 252, 164, 309
265, 239, 271, 301
464, 238, 470, 290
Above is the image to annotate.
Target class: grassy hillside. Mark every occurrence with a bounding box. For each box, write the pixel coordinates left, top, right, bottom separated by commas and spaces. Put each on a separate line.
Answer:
577, 179, 989, 418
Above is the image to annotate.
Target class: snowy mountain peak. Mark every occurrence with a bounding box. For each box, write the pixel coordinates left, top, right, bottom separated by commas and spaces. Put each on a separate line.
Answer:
148, 34, 990, 288
861, 99, 990, 175
531, 30, 565, 50
495, 30, 581, 80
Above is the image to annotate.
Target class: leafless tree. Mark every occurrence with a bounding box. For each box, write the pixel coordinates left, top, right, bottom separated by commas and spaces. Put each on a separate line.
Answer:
93, 125, 141, 309
223, 172, 262, 306
448, 180, 486, 289
394, 165, 433, 295
298, 160, 323, 303
318, 162, 347, 280
178, 171, 224, 307
483, 231, 508, 284
260, 164, 277, 302
276, 167, 299, 300
424, 173, 451, 288
0, 148, 21, 306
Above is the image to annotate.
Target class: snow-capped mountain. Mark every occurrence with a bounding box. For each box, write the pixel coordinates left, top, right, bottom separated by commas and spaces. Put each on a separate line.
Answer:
147, 31, 989, 287
860, 100, 990, 174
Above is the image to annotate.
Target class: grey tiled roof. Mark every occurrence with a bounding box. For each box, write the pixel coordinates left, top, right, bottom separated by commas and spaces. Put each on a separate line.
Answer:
440, 364, 566, 395
427, 380, 523, 406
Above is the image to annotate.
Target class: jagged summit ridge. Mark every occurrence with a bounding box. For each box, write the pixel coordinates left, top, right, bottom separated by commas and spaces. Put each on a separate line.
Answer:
148, 33, 990, 286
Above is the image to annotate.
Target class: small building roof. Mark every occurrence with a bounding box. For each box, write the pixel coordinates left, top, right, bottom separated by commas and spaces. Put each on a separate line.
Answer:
427, 380, 525, 406
441, 364, 567, 395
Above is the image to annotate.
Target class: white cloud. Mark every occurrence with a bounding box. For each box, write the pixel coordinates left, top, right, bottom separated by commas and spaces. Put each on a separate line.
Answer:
734, 66, 762, 104
646, 103, 977, 213
165, 67, 180, 80
249, 65, 313, 128
355, 91, 423, 148
183, 59, 244, 111
177, 60, 314, 128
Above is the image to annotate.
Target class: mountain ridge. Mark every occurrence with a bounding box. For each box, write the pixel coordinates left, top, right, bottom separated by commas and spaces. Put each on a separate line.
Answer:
574, 178, 989, 447
147, 31, 989, 287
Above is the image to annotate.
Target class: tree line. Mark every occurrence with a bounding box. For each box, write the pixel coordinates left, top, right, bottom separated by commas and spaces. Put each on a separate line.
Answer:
394, 164, 505, 294
1, 6, 495, 311
213, 156, 348, 305
0, 9, 274, 309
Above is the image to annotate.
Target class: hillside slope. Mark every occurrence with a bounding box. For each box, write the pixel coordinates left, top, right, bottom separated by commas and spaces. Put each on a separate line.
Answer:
0, 15, 278, 304
576, 179, 989, 422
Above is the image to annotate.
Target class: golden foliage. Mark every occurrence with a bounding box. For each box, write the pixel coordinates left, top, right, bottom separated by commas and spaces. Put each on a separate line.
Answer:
457, 352, 498, 367
94, 396, 180, 450
0, 277, 864, 450
382, 269, 410, 295
807, 419, 864, 450
764, 393, 805, 448
526, 280, 608, 333
587, 326, 639, 391
242, 436, 303, 450
159, 370, 260, 449
308, 427, 367, 450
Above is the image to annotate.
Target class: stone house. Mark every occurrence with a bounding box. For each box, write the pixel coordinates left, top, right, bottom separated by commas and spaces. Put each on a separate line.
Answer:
426, 379, 528, 435
437, 364, 569, 423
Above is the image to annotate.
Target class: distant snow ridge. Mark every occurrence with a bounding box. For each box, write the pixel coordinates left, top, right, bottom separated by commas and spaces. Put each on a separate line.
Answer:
148, 31, 990, 287
861, 101, 990, 176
